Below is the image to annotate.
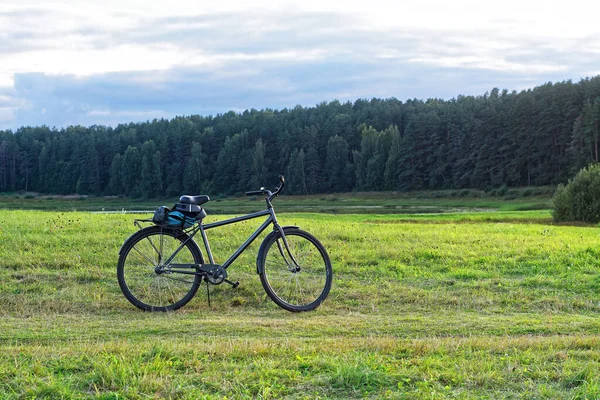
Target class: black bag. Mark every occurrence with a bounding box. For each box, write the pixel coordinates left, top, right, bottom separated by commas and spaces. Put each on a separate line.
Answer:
152, 206, 170, 225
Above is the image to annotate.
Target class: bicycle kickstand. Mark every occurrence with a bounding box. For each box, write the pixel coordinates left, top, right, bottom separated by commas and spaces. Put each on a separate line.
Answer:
206, 281, 211, 307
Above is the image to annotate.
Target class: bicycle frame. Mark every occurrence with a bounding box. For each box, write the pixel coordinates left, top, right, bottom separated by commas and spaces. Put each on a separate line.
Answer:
201, 209, 273, 268
163, 203, 296, 275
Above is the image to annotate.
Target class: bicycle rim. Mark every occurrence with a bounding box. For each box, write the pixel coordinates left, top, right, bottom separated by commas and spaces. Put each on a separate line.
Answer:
260, 230, 332, 312
118, 228, 202, 311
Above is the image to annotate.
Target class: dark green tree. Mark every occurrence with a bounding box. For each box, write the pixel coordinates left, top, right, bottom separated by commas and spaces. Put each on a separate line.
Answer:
286, 148, 307, 195
325, 135, 353, 192
183, 142, 206, 194
121, 146, 141, 197
251, 139, 268, 188
108, 154, 124, 195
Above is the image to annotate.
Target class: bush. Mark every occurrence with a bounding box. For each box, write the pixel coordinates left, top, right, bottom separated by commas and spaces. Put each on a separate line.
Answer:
532, 187, 553, 196
552, 184, 571, 222
497, 184, 508, 196
552, 164, 600, 223
522, 188, 533, 197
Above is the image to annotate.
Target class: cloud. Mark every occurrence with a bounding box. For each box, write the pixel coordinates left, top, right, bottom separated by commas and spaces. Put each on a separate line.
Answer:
1, 1, 600, 129
9, 58, 573, 129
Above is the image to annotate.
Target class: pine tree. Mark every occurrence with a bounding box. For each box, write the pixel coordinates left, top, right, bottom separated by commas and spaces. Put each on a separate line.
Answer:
121, 146, 141, 197
251, 139, 268, 188
286, 148, 307, 195
139, 140, 159, 198
108, 154, 123, 195
325, 135, 353, 192
183, 142, 205, 194
383, 125, 402, 190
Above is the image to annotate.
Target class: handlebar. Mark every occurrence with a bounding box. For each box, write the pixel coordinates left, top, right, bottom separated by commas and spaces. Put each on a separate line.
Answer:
245, 190, 268, 196
245, 175, 285, 200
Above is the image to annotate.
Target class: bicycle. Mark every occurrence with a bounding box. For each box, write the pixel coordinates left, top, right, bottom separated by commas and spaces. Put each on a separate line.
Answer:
117, 176, 332, 312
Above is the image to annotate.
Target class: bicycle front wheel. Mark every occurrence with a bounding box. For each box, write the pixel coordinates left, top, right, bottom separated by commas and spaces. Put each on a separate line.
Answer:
258, 228, 332, 312
117, 226, 203, 311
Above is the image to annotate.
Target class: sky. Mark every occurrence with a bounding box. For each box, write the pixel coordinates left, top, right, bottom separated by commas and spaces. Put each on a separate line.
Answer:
1, 0, 600, 130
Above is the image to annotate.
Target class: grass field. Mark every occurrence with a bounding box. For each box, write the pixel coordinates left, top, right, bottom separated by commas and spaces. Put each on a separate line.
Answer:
2, 199, 600, 398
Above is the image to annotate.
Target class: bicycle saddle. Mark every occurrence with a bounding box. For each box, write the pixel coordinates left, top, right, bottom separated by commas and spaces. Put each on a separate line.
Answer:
179, 195, 210, 205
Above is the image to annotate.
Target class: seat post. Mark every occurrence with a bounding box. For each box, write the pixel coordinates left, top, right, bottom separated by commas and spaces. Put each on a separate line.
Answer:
199, 225, 215, 264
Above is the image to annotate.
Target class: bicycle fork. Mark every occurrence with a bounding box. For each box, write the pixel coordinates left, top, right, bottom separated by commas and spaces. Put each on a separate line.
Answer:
272, 222, 301, 272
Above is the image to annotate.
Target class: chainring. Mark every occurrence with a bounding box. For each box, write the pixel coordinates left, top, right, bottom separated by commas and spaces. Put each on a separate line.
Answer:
199, 264, 228, 285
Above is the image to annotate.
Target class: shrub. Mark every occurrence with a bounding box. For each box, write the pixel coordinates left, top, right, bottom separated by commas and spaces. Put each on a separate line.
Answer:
522, 188, 533, 197
552, 184, 571, 222
497, 184, 508, 196
532, 187, 553, 196
552, 164, 600, 223
459, 189, 471, 197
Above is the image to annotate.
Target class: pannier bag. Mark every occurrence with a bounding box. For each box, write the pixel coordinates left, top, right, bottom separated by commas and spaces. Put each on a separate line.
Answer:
152, 206, 170, 225
152, 204, 206, 229
167, 211, 197, 228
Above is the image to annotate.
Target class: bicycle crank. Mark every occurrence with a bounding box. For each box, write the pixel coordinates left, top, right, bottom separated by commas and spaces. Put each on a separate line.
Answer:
199, 264, 227, 285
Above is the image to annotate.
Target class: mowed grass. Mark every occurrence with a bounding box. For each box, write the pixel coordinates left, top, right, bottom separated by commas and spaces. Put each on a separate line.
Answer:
2, 208, 600, 398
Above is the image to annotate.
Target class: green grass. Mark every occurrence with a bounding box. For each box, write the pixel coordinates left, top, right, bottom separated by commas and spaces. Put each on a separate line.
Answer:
2, 207, 600, 398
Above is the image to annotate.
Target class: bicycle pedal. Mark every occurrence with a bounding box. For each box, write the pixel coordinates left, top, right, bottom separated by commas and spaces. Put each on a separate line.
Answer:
224, 279, 239, 288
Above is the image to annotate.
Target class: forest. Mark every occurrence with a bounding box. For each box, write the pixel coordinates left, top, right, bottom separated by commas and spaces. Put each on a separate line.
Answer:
2, 76, 600, 197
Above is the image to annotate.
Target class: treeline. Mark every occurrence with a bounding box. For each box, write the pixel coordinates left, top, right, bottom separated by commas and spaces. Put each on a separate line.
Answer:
2, 76, 600, 197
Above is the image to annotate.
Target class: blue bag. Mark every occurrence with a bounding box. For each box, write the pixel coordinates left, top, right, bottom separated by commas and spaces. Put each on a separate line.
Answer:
166, 210, 197, 228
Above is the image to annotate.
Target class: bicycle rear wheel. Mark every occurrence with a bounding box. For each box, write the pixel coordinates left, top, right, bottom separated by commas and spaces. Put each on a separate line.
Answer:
117, 226, 203, 311
258, 228, 332, 312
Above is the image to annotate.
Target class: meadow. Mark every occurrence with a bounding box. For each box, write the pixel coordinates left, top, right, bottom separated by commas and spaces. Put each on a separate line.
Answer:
1, 194, 600, 398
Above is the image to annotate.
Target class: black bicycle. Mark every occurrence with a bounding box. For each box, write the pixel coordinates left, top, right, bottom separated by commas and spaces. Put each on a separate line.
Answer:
117, 176, 332, 312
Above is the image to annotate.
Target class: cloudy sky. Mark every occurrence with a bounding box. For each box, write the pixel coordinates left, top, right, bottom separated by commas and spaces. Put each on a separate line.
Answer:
1, 0, 600, 130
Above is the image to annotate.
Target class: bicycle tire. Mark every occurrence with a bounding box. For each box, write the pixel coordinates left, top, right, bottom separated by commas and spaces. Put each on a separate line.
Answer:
117, 226, 203, 311
257, 228, 332, 312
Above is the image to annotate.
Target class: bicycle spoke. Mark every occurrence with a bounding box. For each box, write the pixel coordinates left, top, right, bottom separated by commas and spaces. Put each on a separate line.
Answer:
162, 274, 198, 285
119, 228, 201, 311
144, 234, 161, 261
260, 230, 331, 311
130, 244, 158, 266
